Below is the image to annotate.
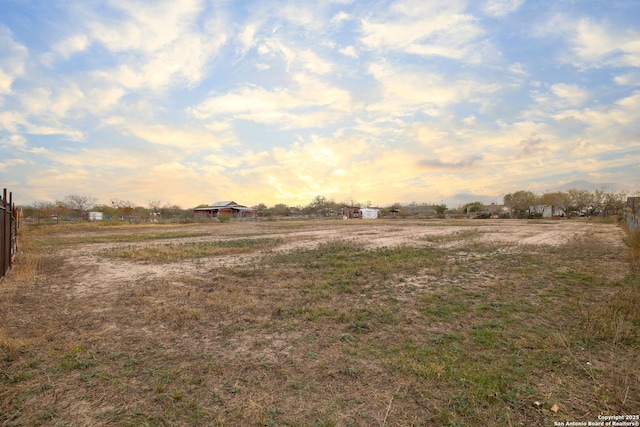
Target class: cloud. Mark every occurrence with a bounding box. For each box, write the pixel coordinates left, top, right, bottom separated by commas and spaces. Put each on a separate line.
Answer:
189, 74, 352, 128
614, 71, 640, 86
507, 62, 528, 76
0, 134, 27, 149
257, 36, 335, 75
88, 0, 203, 53
72, 0, 228, 91
237, 22, 259, 56
516, 135, 548, 159
481, 0, 525, 17
338, 45, 358, 58
359, 1, 492, 63
526, 83, 590, 120
417, 156, 482, 170
22, 123, 85, 141
552, 90, 640, 132
42, 34, 90, 65
0, 27, 28, 94
550, 83, 588, 105
0, 111, 24, 133
104, 117, 234, 150
331, 11, 350, 26
0, 108, 84, 141
0, 158, 26, 171
567, 18, 640, 68
366, 61, 503, 117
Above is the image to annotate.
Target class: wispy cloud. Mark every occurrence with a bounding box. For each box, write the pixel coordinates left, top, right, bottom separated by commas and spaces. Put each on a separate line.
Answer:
569, 18, 640, 68
0, 27, 27, 94
417, 156, 482, 170
481, 0, 525, 17
360, 1, 492, 63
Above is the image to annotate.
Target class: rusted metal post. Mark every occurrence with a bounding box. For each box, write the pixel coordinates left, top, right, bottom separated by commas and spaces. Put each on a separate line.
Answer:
1, 188, 18, 281
1, 188, 7, 279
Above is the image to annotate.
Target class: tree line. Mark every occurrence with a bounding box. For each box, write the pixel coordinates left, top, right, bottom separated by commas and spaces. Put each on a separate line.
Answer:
21, 195, 188, 222
502, 189, 633, 218
18, 188, 637, 222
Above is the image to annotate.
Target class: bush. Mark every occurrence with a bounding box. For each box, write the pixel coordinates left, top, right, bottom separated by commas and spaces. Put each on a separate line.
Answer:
218, 214, 231, 223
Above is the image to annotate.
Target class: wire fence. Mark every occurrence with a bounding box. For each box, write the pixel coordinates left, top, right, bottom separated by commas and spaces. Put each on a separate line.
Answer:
1, 188, 19, 282
625, 197, 639, 233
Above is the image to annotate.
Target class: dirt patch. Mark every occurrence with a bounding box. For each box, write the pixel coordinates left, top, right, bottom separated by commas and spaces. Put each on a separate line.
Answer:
52, 219, 627, 294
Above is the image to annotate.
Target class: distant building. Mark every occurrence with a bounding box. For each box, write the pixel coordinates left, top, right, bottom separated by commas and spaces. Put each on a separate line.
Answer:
342, 205, 361, 219
88, 212, 103, 221
360, 208, 380, 219
341, 205, 379, 219
193, 201, 257, 218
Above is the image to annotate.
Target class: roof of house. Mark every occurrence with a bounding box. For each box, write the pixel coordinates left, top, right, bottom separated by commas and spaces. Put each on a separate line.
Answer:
193, 201, 255, 211
211, 201, 237, 207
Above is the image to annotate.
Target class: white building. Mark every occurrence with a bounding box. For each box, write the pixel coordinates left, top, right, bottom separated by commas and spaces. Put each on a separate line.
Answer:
89, 212, 103, 221
360, 208, 380, 219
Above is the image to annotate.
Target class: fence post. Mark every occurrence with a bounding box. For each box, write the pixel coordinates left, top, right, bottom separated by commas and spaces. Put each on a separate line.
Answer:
1, 188, 18, 282
1, 189, 8, 280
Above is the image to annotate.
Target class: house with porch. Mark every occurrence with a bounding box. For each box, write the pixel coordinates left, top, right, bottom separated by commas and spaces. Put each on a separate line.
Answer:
193, 201, 257, 218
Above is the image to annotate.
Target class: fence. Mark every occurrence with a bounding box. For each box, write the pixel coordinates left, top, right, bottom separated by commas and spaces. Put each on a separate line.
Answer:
1, 188, 19, 281
625, 197, 640, 233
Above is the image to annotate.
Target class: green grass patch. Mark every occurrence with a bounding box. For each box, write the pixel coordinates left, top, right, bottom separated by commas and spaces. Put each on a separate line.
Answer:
44, 230, 211, 245
102, 238, 282, 262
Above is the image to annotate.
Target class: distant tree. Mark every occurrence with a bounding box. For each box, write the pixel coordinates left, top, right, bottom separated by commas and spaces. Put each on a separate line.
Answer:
160, 203, 185, 218
541, 191, 570, 217
588, 189, 606, 217
273, 203, 290, 216
462, 201, 484, 214
309, 195, 336, 216
94, 204, 117, 218
567, 189, 592, 217
252, 203, 270, 217
148, 200, 162, 213
602, 190, 628, 216
504, 191, 539, 216
434, 204, 447, 216
62, 194, 98, 219
29, 201, 67, 221
111, 198, 136, 219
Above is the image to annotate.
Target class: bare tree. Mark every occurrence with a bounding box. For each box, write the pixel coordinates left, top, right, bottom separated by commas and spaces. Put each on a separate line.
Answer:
61, 194, 98, 220
148, 200, 162, 213
111, 198, 137, 219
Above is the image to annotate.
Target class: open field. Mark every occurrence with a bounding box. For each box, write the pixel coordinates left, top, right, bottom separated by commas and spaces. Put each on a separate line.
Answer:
1, 218, 639, 426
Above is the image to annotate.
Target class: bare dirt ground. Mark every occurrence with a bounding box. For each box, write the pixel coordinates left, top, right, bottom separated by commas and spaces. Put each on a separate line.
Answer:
1, 218, 637, 426
57, 218, 627, 296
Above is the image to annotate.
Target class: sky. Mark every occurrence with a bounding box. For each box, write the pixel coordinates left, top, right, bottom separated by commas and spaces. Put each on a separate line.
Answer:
1, 0, 639, 209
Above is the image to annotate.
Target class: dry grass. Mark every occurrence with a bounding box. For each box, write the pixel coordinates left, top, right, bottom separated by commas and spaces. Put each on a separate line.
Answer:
1, 219, 638, 426
625, 227, 640, 271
